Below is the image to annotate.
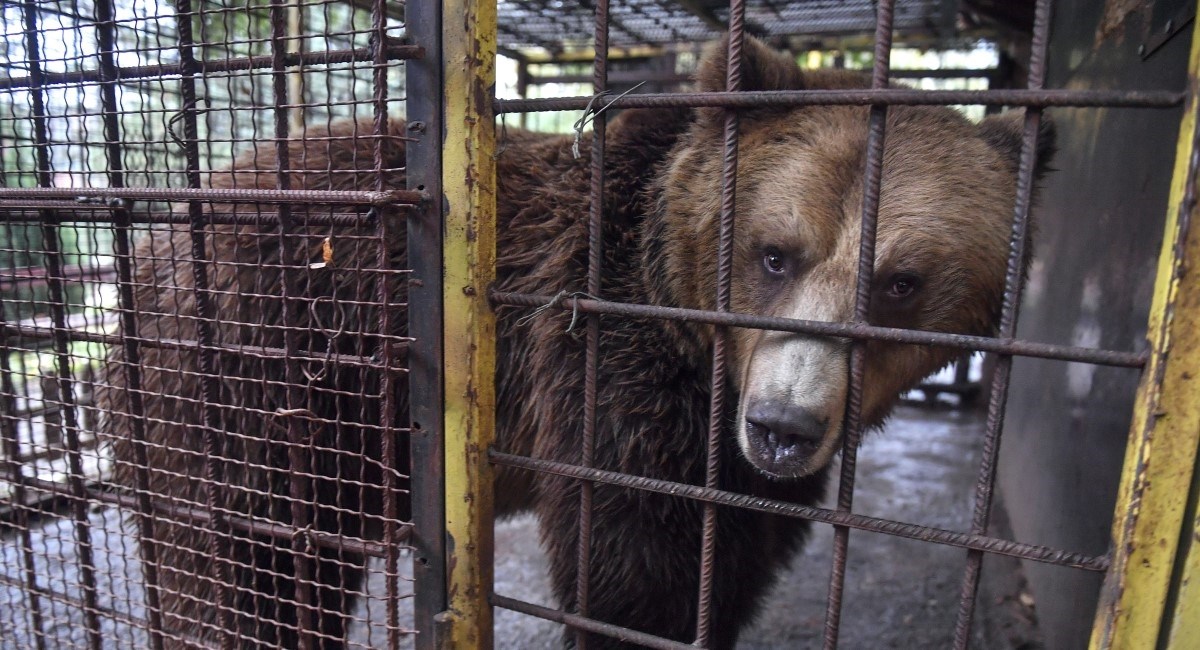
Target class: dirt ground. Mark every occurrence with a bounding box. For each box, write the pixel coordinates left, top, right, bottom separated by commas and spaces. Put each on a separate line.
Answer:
2, 405, 1041, 648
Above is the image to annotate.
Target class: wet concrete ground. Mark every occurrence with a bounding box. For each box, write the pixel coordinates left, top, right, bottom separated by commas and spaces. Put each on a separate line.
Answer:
2, 405, 1037, 648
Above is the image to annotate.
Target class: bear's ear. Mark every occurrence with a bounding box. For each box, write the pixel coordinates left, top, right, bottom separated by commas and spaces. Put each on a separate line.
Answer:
978, 110, 1057, 179
695, 34, 805, 94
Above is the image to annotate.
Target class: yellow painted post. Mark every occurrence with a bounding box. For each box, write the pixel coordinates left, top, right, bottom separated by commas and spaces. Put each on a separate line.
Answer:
1090, 8, 1200, 649
442, 0, 497, 646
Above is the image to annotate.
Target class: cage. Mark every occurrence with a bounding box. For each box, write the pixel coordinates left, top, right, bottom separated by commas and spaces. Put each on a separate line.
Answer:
1, 0, 1199, 649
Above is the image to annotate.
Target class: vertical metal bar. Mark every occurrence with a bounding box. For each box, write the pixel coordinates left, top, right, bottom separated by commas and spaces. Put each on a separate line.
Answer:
952, 1, 1052, 646
266, 2, 319, 647
575, 1, 608, 647
172, 2, 237, 646
93, 0, 166, 646
368, 1, 406, 649
822, 2, 895, 648
1092, 5, 1200, 648
442, 0, 496, 644
694, 1, 746, 646
403, 0, 448, 644
517, 58, 529, 130
20, 3, 103, 648
286, 0, 305, 130
0, 296, 47, 650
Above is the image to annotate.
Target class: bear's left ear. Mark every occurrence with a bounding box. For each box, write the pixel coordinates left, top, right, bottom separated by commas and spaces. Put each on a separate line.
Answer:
695, 35, 805, 95
977, 110, 1057, 179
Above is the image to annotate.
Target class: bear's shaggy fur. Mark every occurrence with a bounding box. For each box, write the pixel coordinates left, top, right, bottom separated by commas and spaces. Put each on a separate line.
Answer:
98, 38, 1051, 648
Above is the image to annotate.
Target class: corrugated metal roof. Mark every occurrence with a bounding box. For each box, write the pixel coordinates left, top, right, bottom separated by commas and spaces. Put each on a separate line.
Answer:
496, 0, 958, 55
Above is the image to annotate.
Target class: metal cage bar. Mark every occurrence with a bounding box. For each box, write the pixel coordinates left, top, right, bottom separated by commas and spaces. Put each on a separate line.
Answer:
573, 0, 609, 642
1091, 8, 1200, 650
404, 0, 448, 643
172, 2, 240, 645
953, 0, 1053, 645
93, 0, 167, 646
19, 3, 104, 648
822, 2, 895, 646
441, 0, 498, 644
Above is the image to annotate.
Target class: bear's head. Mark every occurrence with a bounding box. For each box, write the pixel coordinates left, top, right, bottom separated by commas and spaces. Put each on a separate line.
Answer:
648, 37, 1055, 479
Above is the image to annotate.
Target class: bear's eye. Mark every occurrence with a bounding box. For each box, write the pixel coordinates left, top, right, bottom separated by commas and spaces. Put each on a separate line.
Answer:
885, 273, 922, 300
763, 249, 786, 276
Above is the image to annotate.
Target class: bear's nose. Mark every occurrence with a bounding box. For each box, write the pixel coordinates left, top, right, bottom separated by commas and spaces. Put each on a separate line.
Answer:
744, 401, 828, 454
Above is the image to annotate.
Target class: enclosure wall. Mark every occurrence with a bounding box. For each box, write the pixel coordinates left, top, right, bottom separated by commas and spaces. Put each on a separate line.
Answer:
999, 5, 1190, 648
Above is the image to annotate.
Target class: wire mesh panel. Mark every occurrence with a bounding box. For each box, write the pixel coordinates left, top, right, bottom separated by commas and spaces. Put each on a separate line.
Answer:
1, 0, 442, 648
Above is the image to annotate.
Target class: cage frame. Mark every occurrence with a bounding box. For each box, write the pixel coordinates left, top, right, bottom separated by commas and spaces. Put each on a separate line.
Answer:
2, 0, 1200, 647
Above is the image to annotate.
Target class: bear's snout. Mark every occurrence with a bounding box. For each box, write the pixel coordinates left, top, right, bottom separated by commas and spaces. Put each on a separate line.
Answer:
744, 400, 827, 474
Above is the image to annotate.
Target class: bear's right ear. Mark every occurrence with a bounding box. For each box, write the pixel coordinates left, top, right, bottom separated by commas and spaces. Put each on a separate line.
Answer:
695, 35, 806, 95
977, 110, 1057, 180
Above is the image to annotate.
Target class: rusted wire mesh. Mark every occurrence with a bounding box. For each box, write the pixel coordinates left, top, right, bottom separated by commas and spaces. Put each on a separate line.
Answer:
0, 0, 429, 648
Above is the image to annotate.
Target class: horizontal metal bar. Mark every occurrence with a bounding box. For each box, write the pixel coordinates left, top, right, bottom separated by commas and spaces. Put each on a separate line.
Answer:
0, 467, 406, 558
0, 202, 385, 227
0, 571, 189, 644
490, 291, 1147, 368
489, 451, 1110, 572
494, 88, 1185, 114
0, 264, 117, 290
0, 187, 425, 206
0, 44, 425, 91
0, 324, 411, 370
490, 593, 695, 650
524, 67, 999, 88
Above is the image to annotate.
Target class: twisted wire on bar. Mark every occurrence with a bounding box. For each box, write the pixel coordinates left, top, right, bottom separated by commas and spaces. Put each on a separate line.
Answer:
264, 4, 321, 646
575, 0, 610, 644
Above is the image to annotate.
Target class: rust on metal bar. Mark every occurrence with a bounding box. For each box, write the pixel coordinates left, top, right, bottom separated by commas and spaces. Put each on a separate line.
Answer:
489, 291, 1148, 368
0, 205, 382, 227
0, 466, 409, 558
953, 1, 1055, 646
574, 0, 609, 644
0, 296, 48, 650
441, 0, 498, 643
0, 324, 411, 369
494, 88, 1184, 114
489, 451, 1110, 571
173, 3, 238, 644
491, 593, 697, 650
403, 0, 448, 644
0, 186, 425, 206
824, 2, 897, 646
0, 44, 425, 90
93, 1, 167, 644
19, 3, 103, 647
695, 1, 747, 645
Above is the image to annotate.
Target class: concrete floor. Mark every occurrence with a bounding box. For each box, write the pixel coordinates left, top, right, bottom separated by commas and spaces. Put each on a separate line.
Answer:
1, 405, 1040, 648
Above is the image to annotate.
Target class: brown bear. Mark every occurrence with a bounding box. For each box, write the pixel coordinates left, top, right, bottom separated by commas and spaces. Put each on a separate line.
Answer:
98, 36, 1052, 649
